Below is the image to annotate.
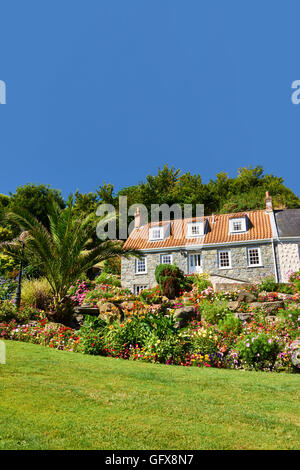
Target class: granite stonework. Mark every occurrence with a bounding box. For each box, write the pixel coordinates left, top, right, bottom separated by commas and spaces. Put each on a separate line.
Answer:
121, 242, 276, 292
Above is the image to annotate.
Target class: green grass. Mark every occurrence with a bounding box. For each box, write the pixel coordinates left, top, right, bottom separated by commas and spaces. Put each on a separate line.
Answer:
0, 341, 299, 450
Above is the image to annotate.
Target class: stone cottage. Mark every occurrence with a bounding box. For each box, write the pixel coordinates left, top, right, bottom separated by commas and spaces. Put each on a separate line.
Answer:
121, 193, 300, 293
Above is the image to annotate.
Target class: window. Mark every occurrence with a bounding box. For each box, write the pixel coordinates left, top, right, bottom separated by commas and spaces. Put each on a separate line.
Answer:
229, 217, 247, 234
187, 222, 204, 237
135, 257, 147, 273
218, 250, 231, 268
161, 254, 172, 264
149, 227, 163, 240
188, 253, 202, 273
247, 247, 262, 266
134, 285, 148, 295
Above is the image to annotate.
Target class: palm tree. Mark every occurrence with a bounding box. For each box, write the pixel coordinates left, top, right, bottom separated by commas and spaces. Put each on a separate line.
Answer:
0, 198, 137, 304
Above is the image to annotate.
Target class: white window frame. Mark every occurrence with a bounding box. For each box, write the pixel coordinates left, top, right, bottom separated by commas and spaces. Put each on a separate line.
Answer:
229, 217, 247, 234
247, 247, 262, 267
134, 285, 148, 295
160, 254, 173, 265
135, 257, 147, 274
149, 226, 163, 241
187, 222, 204, 237
218, 250, 232, 269
189, 253, 202, 269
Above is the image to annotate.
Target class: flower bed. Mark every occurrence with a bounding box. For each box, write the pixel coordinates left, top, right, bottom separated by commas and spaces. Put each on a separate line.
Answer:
1, 274, 299, 373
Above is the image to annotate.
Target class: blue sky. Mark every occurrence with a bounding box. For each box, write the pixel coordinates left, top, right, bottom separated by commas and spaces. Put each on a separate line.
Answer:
0, 1, 299, 198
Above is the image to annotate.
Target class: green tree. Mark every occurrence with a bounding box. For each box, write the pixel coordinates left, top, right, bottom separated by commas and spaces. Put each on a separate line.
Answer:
1, 198, 137, 303
9, 184, 65, 228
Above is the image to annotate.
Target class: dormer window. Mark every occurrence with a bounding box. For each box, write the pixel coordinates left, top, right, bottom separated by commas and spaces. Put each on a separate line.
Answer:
229, 217, 247, 234
187, 221, 204, 237
149, 227, 163, 240
149, 223, 171, 241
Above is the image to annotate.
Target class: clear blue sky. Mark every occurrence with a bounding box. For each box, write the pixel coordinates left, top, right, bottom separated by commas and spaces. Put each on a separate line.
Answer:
0, 1, 299, 198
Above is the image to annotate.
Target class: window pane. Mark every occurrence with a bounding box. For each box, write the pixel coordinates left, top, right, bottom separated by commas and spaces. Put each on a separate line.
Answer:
161, 255, 172, 264
219, 251, 230, 267
136, 258, 146, 272
248, 249, 260, 265
233, 221, 242, 231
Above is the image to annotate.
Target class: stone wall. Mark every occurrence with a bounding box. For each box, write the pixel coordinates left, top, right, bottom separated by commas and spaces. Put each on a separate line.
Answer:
202, 243, 275, 283
276, 242, 300, 282
122, 242, 276, 291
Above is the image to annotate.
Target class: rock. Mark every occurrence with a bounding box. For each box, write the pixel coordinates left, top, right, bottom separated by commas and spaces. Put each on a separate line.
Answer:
234, 312, 253, 322
250, 301, 284, 315
236, 290, 257, 304
230, 300, 284, 316
228, 301, 240, 311
214, 283, 251, 293
173, 306, 199, 329
74, 306, 99, 316
119, 301, 136, 311
98, 301, 123, 323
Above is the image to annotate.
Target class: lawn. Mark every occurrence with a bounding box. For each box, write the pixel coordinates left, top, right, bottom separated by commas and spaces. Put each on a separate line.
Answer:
0, 341, 299, 450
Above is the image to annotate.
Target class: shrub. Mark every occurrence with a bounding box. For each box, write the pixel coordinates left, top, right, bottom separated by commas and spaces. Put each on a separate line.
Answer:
79, 316, 106, 355
218, 314, 242, 336
94, 272, 121, 287
190, 326, 219, 356
68, 279, 94, 305
155, 264, 184, 299
198, 299, 229, 325
277, 283, 294, 295
278, 308, 300, 324
236, 333, 282, 370
257, 277, 278, 293
21, 278, 53, 310
0, 300, 17, 323
138, 286, 162, 304
289, 270, 300, 293
102, 257, 121, 275
191, 273, 212, 293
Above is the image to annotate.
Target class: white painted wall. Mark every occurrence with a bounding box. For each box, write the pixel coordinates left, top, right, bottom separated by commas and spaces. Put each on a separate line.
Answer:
277, 242, 300, 282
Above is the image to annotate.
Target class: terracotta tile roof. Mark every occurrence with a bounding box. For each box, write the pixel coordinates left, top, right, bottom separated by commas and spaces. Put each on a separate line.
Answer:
123, 210, 272, 250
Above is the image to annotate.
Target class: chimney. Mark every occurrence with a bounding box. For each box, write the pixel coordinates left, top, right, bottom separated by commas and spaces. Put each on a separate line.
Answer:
134, 207, 141, 229
264, 191, 273, 212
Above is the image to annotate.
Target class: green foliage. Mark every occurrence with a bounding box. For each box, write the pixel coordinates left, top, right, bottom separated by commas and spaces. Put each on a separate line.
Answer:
0, 300, 41, 324
102, 257, 121, 275
236, 333, 281, 370
9, 183, 65, 228
0, 197, 136, 305
0, 254, 17, 276
198, 299, 229, 324
218, 314, 242, 336
154, 264, 190, 299
0, 300, 17, 323
138, 286, 162, 304
95, 272, 121, 287
0, 278, 17, 301
21, 278, 53, 310
276, 283, 294, 294
190, 327, 219, 356
289, 270, 300, 293
257, 277, 278, 293
115, 165, 300, 217
190, 273, 212, 293
79, 316, 106, 355
278, 308, 300, 324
